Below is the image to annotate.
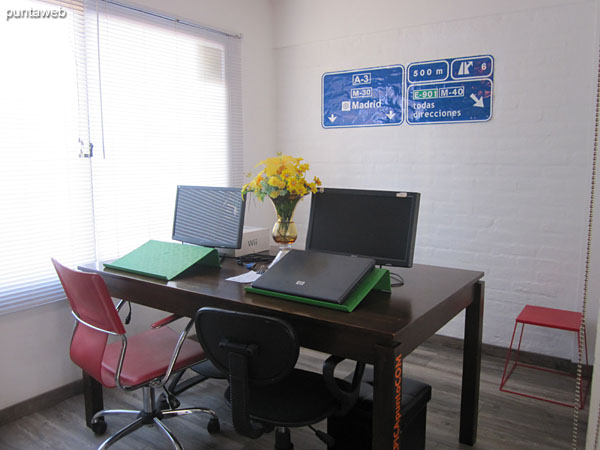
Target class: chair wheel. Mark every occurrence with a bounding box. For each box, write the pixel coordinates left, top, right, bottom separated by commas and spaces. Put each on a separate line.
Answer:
207, 417, 220, 434
91, 419, 107, 435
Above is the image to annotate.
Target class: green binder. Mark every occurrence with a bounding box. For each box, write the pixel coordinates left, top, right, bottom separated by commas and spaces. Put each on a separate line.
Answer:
104, 240, 220, 280
245, 268, 391, 312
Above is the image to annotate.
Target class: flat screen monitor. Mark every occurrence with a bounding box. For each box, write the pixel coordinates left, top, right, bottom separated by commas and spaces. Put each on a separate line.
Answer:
172, 186, 246, 249
305, 188, 420, 267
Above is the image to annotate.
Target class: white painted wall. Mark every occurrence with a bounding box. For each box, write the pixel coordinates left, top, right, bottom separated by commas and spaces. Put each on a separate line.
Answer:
0, 0, 276, 410
271, 0, 600, 361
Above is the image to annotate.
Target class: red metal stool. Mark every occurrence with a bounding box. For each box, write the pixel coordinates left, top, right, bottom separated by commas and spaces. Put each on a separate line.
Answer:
499, 305, 589, 408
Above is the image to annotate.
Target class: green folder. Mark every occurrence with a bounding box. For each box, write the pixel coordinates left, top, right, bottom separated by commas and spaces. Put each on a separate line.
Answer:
104, 240, 220, 280
245, 268, 391, 312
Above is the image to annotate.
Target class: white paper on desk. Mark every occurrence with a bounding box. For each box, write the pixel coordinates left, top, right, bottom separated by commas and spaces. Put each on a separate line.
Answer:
226, 271, 262, 284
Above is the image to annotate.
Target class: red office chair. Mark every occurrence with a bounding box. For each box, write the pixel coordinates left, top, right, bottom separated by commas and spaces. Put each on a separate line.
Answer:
51, 259, 219, 450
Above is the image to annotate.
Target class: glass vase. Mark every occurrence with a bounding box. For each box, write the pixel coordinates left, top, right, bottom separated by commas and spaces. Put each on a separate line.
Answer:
269, 195, 301, 265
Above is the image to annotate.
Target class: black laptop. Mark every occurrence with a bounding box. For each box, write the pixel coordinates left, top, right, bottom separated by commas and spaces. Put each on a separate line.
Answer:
251, 249, 375, 304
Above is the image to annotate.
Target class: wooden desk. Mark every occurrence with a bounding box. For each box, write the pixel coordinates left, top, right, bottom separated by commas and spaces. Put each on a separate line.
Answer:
79, 260, 484, 450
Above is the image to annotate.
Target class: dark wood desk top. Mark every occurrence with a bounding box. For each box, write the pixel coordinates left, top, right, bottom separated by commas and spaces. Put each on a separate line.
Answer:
80, 258, 483, 360
79, 258, 484, 449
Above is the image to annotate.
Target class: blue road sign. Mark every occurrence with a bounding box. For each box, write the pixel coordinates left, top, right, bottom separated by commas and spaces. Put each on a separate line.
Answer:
322, 65, 404, 128
407, 59, 449, 83
406, 55, 493, 125
407, 79, 493, 124
451, 55, 493, 79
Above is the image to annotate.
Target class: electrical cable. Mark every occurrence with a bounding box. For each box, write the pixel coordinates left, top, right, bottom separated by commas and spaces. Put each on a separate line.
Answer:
234, 253, 276, 265
389, 272, 405, 287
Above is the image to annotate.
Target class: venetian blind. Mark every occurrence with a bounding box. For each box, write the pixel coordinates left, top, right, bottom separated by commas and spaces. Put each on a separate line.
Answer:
0, 0, 243, 315
84, 0, 243, 261
0, 0, 96, 314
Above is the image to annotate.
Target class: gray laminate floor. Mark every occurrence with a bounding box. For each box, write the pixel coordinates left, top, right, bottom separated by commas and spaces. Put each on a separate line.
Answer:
0, 337, 589, 449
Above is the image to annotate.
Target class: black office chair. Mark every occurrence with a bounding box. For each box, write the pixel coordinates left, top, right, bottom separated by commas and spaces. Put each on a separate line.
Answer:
194, 307, 365, 450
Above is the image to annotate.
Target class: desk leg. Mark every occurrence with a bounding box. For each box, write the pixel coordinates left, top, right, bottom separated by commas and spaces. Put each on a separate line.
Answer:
460, 280, 484, 445
373, 342, 403, 450
83, 371, 104, 430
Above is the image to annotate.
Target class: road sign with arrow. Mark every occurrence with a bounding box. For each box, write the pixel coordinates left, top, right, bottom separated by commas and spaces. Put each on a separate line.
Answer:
406, 55, 493, 125
322, 55, 493, 128
322, 65, 404, 128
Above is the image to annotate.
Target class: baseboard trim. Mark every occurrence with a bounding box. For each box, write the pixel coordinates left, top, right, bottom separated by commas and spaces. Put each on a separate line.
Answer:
0, 379, 83, 427
426, 334, 593, 376
0, 334, 592, 427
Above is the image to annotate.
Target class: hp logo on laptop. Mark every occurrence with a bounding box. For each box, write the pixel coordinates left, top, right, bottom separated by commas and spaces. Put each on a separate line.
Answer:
295, 280, 306, 286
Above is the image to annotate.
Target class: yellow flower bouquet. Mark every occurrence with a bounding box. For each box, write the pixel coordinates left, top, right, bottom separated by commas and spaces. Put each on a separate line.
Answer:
241, 153, 321, 201
242, 153, 322, 253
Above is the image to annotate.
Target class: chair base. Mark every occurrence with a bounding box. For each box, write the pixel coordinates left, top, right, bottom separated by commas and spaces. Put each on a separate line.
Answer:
92, 386, 219, 450
274, 426, 294, 450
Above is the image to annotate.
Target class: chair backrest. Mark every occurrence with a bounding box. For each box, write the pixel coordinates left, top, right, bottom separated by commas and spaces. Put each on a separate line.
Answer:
195, 307, 298, 384
194, 307, 299, 438
51, 258, 125, 384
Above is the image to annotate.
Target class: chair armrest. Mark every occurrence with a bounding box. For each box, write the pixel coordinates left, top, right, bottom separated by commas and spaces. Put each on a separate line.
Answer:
151, 314, 182, 329
115, 299, 127, 312
228, 351, 265, 439
155, 317, 196, 388
115, 317, 192, 391
119, 316, 191, 389
323, 355, 365, 415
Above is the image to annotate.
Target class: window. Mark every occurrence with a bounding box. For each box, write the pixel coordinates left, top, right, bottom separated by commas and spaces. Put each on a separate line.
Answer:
0, 0, 243, 314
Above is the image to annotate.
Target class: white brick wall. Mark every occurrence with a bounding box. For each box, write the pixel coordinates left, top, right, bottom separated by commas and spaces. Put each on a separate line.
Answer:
271, 0, 598, 360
